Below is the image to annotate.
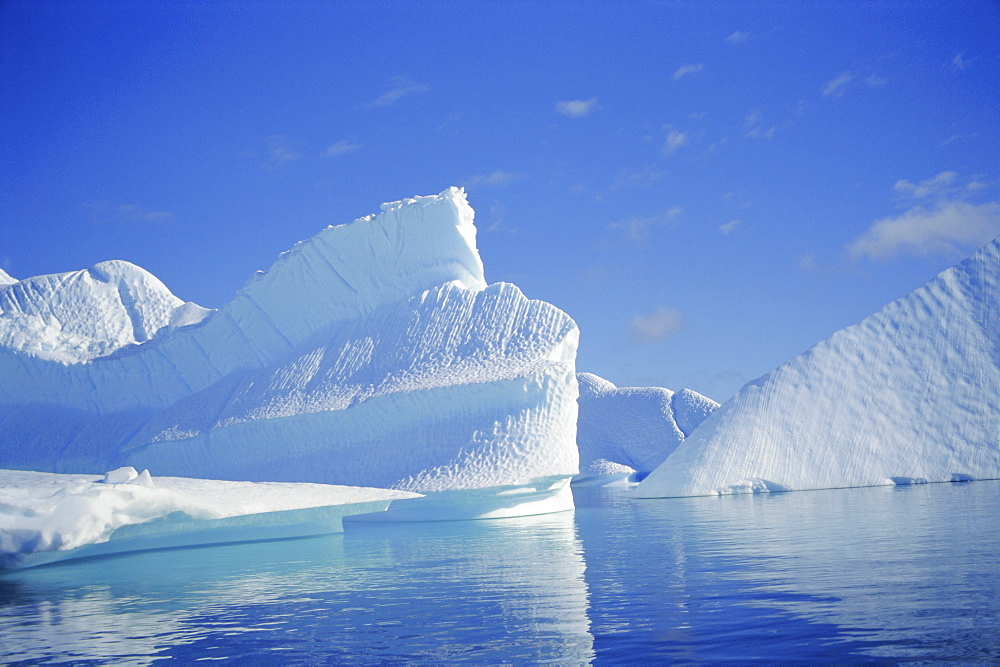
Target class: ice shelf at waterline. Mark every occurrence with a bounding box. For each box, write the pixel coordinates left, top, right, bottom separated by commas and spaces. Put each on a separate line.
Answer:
0, 189, 581, 517
636, 238, 1000, 498
0, 468, 421, 569
574, 373, 718, 485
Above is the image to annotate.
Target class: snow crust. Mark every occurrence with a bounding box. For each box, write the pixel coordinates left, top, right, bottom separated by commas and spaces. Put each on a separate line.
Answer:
0, 468, 419, 569
0, 260, 209, 364
122, 281, 580, 492
0, 189, 579, 508
636, 238, 1000, 498
575, 372, 718, 481
0, 268, 16, 286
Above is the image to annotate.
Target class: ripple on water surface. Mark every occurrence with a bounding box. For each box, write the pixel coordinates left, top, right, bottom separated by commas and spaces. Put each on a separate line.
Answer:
1, 479, 998, 663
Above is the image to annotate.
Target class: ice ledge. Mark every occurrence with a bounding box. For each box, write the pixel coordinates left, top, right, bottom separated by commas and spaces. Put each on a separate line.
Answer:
346, 476, 575, 522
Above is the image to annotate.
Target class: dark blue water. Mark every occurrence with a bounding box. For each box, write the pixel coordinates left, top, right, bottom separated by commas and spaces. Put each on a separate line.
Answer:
1, 480, 998, 663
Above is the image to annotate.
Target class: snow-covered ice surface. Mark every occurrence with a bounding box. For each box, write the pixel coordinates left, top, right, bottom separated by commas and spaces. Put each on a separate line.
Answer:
636, 239, 1000, 498
0, 468, 420, 570
0, 189, 580, 517
574, 373, 718, 485
0, 260, 210, 364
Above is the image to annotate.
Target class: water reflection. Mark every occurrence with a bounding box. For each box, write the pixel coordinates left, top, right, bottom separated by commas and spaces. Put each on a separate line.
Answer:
573, 480, 1000, 662
0, 512, 594, 663
1, 480, 998, 663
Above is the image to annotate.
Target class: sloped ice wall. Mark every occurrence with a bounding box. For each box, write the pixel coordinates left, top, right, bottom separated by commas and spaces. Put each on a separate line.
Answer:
636, 239, 1000, 498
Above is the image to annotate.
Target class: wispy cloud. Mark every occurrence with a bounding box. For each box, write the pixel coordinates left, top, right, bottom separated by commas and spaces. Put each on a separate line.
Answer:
369, 76, 430, 107
608, 206, 682, 242
719, 219, 743, 235
847, 172, 1000, 261
462, 169, 523, 189
822, 71, 855, 97
556, 98, 599, 117
671, 63, 704, 80
938, 132, 977, 147
726, 30, 749, 45
892, 171, 961, 199
742, 110, 777, 140
610, 166, 665, 191
323, 140, 361, 157
629, 306, 683, 343
951, 52, 974, 71
83, 201, 174, 225
662, 129, 688, 156
264, 134, 302, 166
847, 200, 1000, 261
865, 73, 888, 87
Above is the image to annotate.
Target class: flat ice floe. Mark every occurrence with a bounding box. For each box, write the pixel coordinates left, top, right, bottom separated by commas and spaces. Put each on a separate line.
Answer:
0, 468, 420, 569
636, 238, 1000, 498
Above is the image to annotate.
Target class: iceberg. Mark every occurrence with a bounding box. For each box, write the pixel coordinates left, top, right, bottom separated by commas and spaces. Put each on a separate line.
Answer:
0, 260, 210, 364
636, 239, 1000, 498
574, 373, 718, 484
0, 467, 420, 569
0, 189, 580, 518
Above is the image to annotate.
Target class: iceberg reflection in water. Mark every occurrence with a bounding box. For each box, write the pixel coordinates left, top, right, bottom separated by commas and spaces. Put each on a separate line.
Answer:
1, 480, 998, 662
0, 511, 594, 663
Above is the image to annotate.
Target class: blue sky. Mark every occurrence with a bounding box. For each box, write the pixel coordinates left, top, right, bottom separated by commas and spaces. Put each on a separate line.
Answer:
2, 0, 998, 400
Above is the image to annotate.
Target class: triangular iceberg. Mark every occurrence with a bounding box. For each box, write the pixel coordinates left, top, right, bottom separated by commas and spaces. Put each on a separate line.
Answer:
636, 239, 1000, 497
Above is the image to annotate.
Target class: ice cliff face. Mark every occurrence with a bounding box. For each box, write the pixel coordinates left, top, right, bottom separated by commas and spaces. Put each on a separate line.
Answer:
575, 373, 718, 480
0, 189, 580, 503
636, 239, 1000, 498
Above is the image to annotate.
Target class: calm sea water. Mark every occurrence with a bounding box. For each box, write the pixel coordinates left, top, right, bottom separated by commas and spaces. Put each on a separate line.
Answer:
1, 479, 998, 663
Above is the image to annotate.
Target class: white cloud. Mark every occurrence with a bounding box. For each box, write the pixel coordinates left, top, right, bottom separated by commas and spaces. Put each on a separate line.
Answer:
323, 140, 361, 157
556, 98, 599, 117
892, 171, 959, 199
719, 219, 743, 235
609, 207, 681, 242
846, 200, 1000, 262
369, 76, 430, 107
663, 129, 688, 156
726, 30, 749, 45
462, 169, 523, 188
671, 63, 705, 80
822, 71, 854, 97
629, 306, 683, 343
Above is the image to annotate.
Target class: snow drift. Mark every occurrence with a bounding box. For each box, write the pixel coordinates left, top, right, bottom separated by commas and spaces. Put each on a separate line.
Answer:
636, 239, 1000, 498
574, 372, 717, 483
0, 189, 580, 516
